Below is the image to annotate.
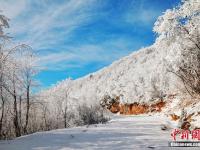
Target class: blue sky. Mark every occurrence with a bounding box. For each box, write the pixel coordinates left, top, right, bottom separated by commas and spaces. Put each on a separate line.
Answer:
0, 0, 180, 89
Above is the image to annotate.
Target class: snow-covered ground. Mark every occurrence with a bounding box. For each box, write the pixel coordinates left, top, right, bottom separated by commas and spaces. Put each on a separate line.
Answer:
1, 115, 195, 150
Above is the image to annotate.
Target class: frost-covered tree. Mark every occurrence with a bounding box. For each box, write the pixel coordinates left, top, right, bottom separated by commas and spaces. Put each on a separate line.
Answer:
0, 14, 9, 38
0, 13, 40, 138
154, 0, 200, 96
0, 14, 11, 138
17, 48, 39, 134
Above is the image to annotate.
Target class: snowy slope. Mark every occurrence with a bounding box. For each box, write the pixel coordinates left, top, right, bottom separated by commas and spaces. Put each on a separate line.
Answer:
0, 115, 185, 150
40, 40, 185, 108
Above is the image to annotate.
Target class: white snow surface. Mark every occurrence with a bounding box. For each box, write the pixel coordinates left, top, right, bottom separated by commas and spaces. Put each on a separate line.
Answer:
0, 115, 193, 150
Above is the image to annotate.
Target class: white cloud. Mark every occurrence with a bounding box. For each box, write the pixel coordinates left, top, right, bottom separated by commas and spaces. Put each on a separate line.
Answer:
37, 38, 141, 71
0, 0, 152, 72
1, 0, 131, 72
124, 1, 161, 26
0, 0, 97, 49
0, 0, 27, 19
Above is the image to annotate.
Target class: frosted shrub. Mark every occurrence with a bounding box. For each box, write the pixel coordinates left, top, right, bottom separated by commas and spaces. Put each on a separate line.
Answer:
75, 104, 109, 126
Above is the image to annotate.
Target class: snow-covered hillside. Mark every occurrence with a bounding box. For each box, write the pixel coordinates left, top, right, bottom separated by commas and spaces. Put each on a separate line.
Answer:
38, 0, 200, 129
41, 42, 183, 106
40, 0, 200, 118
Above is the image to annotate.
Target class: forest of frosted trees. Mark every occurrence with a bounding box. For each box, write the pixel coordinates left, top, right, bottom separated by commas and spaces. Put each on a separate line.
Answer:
0, 14, 108, 139
0, 0, 199, 139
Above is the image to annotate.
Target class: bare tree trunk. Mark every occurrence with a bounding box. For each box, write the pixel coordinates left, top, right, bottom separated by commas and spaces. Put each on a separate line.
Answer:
0, 71, 5, 139
42, 106, 48, 130
0, 90, 5, 139
13, 87, 21, 137
24, 85, 30, 134
19, 96, 22, 131
64, 106, 67, 128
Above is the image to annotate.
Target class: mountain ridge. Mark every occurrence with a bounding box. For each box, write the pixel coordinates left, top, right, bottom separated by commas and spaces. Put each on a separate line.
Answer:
40, 41, 185, 107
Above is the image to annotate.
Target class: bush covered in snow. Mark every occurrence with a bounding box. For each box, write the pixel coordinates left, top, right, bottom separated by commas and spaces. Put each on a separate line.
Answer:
75, 105, 109, 126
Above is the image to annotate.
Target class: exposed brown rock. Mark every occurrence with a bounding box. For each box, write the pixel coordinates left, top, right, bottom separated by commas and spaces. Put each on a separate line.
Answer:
186, 113, 194, 122
169, 111, 194, 130
109, 102, 120, 113
170, 114, 180, 121
119, 103, 149, 115
108, 100, 165, 115
181, 120, 191, 130
150, 100, 166, 112
170, 112, 194, 122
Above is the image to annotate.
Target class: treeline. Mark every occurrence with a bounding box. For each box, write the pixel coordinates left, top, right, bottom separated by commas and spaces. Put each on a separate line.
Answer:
0, 14, 109, 139
0, 14, 38, 138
